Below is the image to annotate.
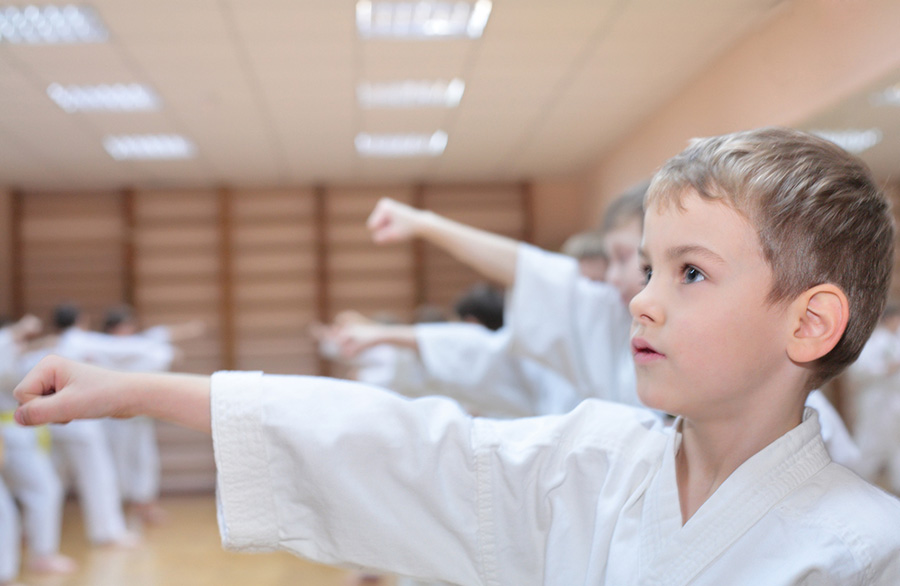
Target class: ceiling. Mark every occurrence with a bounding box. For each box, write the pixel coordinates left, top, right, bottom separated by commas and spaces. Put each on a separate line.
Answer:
0, 0, 828, 192
799, 66, 900, 185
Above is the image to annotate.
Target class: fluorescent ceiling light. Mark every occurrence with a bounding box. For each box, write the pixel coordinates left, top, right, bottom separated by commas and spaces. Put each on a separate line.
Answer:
355, 130, 448, 157
0, 4, 108, 44
48, 83, 161, 112
104, 134, 196, 161
870, 83, 900, 106
811, 129, 883, 154
357, 78, 465, 108
356, 0, 492, 39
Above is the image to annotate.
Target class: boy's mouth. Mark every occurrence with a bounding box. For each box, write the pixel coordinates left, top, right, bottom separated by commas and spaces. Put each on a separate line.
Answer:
631, 337, 664, 364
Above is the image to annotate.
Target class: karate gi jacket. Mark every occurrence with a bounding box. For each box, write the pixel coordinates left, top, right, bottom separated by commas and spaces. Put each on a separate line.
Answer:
212, 372, 900, 586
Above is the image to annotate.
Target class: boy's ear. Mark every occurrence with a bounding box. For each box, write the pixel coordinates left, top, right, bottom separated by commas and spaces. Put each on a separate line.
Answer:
786, 284, 849, 364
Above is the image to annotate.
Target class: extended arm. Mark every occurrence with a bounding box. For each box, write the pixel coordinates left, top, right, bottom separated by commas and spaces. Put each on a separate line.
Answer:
367, 198, 519, 287
335, 323, 419, 358
14, 356, 211, 433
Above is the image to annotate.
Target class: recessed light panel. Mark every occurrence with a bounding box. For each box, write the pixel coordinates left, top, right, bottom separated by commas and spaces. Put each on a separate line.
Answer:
104, 134, 196, 160
870, 83, 900, 106
356, 0, 492, 39
0, 4, 108, 44
48, 83, 161, 112
357, 78, 465, 108
355, 131, 448, 157
811, 129, 883, 154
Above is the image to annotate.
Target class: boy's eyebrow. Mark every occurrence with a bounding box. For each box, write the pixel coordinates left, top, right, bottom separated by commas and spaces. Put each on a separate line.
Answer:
639, 244, 726, 265
666, 244, 726, 265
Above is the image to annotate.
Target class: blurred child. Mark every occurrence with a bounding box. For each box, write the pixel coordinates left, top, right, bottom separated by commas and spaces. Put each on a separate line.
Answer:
0, 470, 21, 586
99, 305, 198, 525
12, 128, 900, 584
0, 316, 76, 575
38, 304, 138, 547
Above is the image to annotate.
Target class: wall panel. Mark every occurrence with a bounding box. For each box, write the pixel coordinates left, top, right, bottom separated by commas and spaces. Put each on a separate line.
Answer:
132, 191, 222, 375
419, 184, 531, 310
18, 192, 125, 324
230, 188, 318, 375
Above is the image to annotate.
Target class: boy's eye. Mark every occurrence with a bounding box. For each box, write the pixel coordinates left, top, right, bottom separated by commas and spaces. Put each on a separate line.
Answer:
682, 265, 705, 284
641, 264, 652, 284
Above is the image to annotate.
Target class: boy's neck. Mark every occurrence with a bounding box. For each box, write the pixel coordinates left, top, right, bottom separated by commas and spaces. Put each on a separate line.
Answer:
675, 397, 805, 525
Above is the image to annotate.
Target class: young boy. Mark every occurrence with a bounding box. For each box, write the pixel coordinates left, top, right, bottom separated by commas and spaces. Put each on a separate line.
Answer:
12, 127, 900, 584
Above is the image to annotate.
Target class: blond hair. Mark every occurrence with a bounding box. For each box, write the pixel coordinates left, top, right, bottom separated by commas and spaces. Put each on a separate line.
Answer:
647, 127, 894, 389
561, 230, 607, 260
601, 180, 649, 234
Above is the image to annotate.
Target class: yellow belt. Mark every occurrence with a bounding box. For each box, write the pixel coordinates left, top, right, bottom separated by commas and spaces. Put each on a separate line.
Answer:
1, 410, 52, 452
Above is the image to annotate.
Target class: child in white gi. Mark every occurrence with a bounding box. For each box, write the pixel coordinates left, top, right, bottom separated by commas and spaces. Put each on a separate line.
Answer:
332, 233, 611, 416
0, 469, 21, 586
366, 185, 647, 410
11, 127, 900, 584
0, 316, 76, 576
42, 304, 140, 547
99, 305, 189, 525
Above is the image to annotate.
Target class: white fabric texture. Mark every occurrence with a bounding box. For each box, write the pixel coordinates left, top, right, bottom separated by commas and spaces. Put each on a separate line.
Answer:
0, 425, 64, 555
416, 322, 581, 417
211, 372, 900, 586
0, 476, 20, 582
47, 328, 132, 543
505, 243, 640, 408
0, 328, 66, 556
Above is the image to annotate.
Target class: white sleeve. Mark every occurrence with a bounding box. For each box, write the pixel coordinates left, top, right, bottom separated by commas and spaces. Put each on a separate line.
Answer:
212, 371, 484, 583
416, 322, 537, 417
211, 371, 661, 585
506, 244, 638, 406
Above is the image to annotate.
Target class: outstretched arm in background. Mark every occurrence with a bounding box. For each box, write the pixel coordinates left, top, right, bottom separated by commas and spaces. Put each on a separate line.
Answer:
14, 356, 211, 433
367, 197, 519, 287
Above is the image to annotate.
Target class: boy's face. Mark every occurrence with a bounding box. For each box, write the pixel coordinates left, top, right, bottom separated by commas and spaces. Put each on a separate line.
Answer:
629, 192, 792, 420
602, 216, 644, 304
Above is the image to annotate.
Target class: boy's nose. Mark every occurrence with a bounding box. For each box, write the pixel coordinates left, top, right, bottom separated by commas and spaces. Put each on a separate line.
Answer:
629, 281, 661, 324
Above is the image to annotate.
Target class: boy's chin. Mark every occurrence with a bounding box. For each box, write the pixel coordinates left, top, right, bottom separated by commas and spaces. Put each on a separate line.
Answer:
635, 382, 671, 413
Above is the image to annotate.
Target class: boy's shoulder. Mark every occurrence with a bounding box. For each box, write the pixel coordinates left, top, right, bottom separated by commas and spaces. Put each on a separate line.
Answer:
476, 399, 667, 463
778, 463, 900, 573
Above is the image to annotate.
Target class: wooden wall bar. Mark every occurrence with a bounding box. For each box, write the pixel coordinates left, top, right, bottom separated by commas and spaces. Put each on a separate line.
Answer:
3, 183, 532, 371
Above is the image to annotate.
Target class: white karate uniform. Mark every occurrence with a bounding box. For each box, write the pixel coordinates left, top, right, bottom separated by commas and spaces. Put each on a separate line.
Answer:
0, 330, 66, 560
212, 373, 900, 585
846, 326, 900, 490
415, 322, 582, 417
0, 424, 64, 557
94, 326, 175, 505
504, 244, 639, 408
0, 475, 20, 583
506, 244, 860, 467
44, 327, 164, 543
350, 343, 512, 420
